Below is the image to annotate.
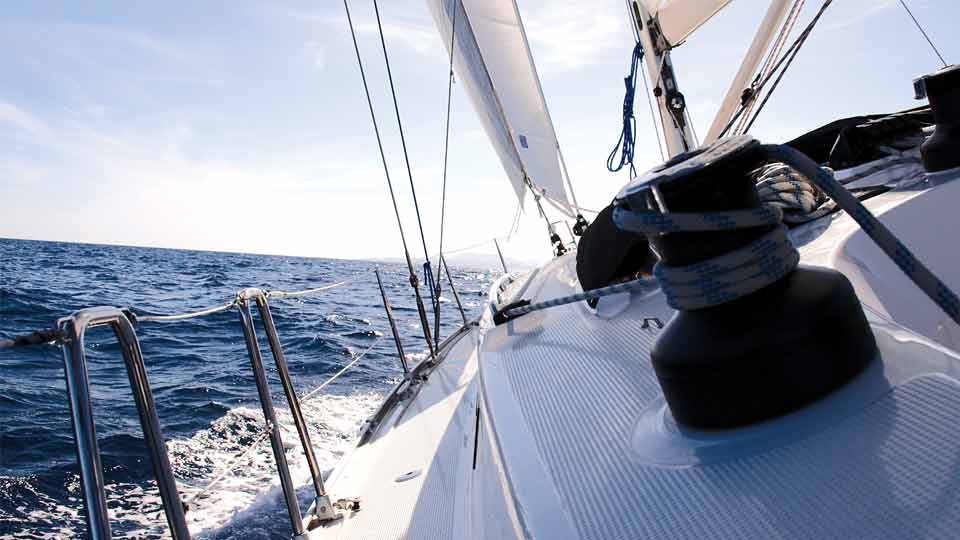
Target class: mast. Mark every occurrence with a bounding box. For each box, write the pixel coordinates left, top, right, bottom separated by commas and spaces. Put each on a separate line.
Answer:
628, 1, 697, 157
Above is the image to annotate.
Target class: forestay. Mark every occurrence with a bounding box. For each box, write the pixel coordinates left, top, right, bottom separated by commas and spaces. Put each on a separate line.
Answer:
426, 0, 576, 217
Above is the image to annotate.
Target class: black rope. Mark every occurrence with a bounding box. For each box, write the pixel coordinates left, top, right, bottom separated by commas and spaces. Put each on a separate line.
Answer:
718, 0, 834, 139
433, 0, 460, 343
437, 0, 458, 288
371, 0, 441, 344
0, 329, 63, 349
743, 0, 834, 134
897, 0, 948, 68
371, 0, 433, 271
343, 0, 435, 358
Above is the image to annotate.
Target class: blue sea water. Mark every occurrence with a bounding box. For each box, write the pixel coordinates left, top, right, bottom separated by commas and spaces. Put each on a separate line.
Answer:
0, 238, 493, 539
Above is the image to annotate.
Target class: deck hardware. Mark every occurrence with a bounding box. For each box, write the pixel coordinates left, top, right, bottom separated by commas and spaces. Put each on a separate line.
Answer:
58, 307, 190, 540
395, 469, 422, 482
237, 287, 350, 527
334, 498, 361, 511
376, 269, 411, 377
441, 254, 469, 326
641, 318, 664, 329
236, 292, 308, 537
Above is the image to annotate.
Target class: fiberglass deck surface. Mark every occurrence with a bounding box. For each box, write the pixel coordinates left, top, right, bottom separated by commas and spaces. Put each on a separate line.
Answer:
313, 189, 960, 540
479, 251, 960, 540
311, 328, 480, 540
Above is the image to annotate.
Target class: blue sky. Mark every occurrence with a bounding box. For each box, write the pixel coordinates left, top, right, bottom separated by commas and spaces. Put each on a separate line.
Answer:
1, 0, 956, 263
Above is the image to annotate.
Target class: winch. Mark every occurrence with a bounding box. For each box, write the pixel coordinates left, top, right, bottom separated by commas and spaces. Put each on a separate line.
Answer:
615, 136, 877, 429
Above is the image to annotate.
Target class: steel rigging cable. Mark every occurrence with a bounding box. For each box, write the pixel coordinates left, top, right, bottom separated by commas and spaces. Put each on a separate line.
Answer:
371, 0, 443, 346
343, 0, 436, 358
718, 0, 834, 139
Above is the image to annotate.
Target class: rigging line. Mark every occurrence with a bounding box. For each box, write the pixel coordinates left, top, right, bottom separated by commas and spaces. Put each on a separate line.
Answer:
718, 0, 832, 139
507, 200, 522, 240
266, 279, 357, 299
735, 0, 805, 135
897, 0, 948, 68
300, 337, 384, 403
183, 424, 273, 509
371, 0, 432, 267
343, 0, 413, 267
621, 0, 664, 160
640, 57, 666, 161
344, 0, 435, 358
437, 0, 459, 287
743, 0, 834, 134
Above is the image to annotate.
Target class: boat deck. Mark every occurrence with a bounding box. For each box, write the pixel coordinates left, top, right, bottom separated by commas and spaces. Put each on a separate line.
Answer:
310, 327, 481, 539
314, 185, 960, 540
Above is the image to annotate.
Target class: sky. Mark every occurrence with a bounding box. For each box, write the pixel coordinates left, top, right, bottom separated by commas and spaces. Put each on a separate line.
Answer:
1, 0, 957, 264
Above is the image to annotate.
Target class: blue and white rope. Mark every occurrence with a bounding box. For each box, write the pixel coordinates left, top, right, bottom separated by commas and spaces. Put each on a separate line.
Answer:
764, 144, 960, 324
500, 276, 657, 319
615, 201, 798, 310
612, 143, 960, 325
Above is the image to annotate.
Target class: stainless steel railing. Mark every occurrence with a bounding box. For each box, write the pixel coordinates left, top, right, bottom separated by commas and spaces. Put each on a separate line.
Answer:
58, 307, 190, 540
1, 267, 475, 538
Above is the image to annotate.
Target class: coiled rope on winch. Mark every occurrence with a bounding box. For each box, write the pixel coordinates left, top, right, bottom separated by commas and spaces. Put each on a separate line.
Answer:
614, 143, 960, 325
615, 203, 798, 310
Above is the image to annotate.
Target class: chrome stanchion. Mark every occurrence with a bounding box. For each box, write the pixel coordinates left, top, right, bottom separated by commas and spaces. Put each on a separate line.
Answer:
236, 293, 307, 539
440, 254, 468, 327
375, 269, 409, 377
251, 292, 338, 523
58, 307, 190, 540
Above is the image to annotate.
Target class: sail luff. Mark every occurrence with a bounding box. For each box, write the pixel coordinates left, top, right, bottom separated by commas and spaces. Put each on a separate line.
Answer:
507, 0, 579, 216
426, 0, 575, 216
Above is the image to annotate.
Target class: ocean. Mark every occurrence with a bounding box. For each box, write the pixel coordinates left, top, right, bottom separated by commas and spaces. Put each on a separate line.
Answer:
0, 238, 493, 539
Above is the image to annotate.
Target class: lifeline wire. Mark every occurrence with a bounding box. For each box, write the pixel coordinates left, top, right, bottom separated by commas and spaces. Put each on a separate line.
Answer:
1, 278, 360, 348
180, 337, 382, 510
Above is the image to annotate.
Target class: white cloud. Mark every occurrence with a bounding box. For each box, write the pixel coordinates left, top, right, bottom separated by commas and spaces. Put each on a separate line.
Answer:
822, 0, 897, 32
523, 3, 626, 71
265, 5, 441, 57
0, 100, 47, 136
304, 41, 327, 69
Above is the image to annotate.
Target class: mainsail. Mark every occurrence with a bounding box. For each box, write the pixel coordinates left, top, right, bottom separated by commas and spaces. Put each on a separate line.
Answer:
426, 0, 576, 217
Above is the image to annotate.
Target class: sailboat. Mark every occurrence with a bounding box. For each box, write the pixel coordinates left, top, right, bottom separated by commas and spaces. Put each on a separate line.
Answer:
303, 1, 960, 538
5, 0, 960, 538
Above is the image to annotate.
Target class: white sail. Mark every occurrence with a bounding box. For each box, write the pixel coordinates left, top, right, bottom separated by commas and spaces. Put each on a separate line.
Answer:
641, 0, 733, 45
426, 0, 576, 217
